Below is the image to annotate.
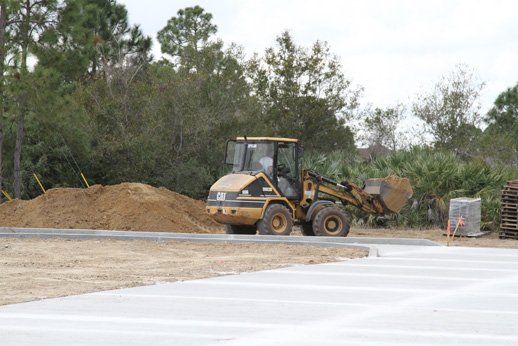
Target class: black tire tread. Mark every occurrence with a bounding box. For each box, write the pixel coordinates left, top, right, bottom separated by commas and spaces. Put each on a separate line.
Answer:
257, 204, 293, 236
312, 207, 350, 237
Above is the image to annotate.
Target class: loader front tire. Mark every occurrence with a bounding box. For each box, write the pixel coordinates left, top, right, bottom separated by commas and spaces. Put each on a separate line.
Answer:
225, 224, 257, 235
313, 207, 350, 237
257, 204, 293, 236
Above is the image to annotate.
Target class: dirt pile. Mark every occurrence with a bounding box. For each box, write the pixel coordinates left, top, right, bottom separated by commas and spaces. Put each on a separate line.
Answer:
0, 183, 223, 233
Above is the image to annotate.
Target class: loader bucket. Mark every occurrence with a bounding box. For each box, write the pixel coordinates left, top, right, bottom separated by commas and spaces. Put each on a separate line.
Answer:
363, 176, 413, 213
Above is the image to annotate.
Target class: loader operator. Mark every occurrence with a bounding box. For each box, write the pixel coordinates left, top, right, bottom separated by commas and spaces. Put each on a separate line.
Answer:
259, 156, 274, 178
259, 156, 296, 197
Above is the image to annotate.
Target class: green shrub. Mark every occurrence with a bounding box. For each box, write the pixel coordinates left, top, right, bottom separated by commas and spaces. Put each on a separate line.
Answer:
303, 147, 517, 231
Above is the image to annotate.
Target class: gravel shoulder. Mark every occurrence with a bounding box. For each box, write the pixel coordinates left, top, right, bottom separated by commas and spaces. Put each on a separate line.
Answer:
0, 238, 366, 306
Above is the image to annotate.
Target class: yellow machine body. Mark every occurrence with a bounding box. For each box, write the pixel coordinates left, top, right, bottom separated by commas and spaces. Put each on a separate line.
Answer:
206, 137, 413, 235
207, 171, 296, 225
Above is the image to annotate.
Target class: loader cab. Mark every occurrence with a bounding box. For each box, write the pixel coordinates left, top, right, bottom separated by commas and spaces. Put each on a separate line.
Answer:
224, 137, 302, 200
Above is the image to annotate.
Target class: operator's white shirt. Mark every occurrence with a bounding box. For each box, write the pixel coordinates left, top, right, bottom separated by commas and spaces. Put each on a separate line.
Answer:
259, 157, 273, 172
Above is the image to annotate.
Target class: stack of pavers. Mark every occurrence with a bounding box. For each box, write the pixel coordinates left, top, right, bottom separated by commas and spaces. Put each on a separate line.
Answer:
449, 197, 482, 236
500, 180, 518, 239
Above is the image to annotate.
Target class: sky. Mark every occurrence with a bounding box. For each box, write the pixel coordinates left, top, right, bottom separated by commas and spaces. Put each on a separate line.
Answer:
119, 0, 518, 116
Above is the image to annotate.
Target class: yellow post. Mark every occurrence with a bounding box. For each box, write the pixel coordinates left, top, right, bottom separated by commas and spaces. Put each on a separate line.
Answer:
80, 172, 90, 188
1, 190, 13, 201
33, 173, 46, 194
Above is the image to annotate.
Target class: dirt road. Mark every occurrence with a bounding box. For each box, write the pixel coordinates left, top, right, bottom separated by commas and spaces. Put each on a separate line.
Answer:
0, 238, 366, 306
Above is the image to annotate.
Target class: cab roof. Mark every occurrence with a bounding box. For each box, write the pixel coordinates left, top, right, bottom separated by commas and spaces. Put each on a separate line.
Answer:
235, 137, 299, 143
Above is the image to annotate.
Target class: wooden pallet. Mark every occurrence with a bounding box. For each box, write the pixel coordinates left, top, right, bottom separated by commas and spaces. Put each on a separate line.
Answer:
501, 225, 518, 231
500, 231, 518, 240
500, 180, 518, 239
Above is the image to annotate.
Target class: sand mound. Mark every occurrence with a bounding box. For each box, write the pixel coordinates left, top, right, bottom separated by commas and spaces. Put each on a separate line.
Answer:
0, 183, 223, 233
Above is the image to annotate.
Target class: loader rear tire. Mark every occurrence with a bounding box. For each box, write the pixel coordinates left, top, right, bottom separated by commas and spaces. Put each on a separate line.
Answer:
225, 224, 257, 235
312, 207, 350, 237
257, 204, 293, 236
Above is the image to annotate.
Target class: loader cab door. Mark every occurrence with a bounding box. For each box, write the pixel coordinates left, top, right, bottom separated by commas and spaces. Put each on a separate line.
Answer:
275, 142, 301, 200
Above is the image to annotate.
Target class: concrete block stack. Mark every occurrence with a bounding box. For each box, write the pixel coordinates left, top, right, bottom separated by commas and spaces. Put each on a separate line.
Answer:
448, 197, 481, 236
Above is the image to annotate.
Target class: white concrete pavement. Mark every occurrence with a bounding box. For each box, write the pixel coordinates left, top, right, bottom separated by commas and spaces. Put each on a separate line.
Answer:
1, 242, 518, 345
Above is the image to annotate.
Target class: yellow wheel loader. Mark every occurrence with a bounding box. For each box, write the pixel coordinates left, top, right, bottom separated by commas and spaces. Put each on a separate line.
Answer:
206, 137, 413, 236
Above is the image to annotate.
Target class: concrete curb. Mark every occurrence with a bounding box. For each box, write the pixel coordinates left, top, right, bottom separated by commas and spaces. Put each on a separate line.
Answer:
0, 227, 441, 258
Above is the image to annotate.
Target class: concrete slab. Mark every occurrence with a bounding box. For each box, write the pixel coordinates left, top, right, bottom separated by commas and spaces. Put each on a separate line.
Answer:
1, 237, 517, 345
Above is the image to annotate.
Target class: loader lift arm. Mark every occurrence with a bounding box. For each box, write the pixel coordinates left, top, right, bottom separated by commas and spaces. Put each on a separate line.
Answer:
306, 171, 390, 215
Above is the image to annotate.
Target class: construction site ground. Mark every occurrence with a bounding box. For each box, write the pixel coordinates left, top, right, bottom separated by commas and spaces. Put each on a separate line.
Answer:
348, 228, 518, 249
1, 182, 515, 249
2, 240, 517, 345
2, 226, 516, 307
2, 182, 517, 308
0, 237, 366, 306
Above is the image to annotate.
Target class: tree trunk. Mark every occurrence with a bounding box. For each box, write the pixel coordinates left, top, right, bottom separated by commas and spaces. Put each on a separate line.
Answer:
14, 77, 27, 199
13, 113, 24, 198
14, 0, 30, 199
0, 123, 3, 192
0, 3, 6, 193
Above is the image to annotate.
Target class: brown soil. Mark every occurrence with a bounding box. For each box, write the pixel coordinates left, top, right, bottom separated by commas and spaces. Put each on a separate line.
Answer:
349, 228, 518, 249
0, 238, 366, 306
0, 183, 223, 233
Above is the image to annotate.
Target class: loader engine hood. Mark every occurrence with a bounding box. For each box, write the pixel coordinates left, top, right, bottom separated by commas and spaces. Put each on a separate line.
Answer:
209, 173, 257, 192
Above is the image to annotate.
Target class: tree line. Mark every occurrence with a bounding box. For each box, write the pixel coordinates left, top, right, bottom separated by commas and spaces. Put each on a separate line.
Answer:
0, 1, 516, 201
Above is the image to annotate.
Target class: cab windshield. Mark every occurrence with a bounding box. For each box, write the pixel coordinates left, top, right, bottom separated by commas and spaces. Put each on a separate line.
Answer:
226, 141, 275, 173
